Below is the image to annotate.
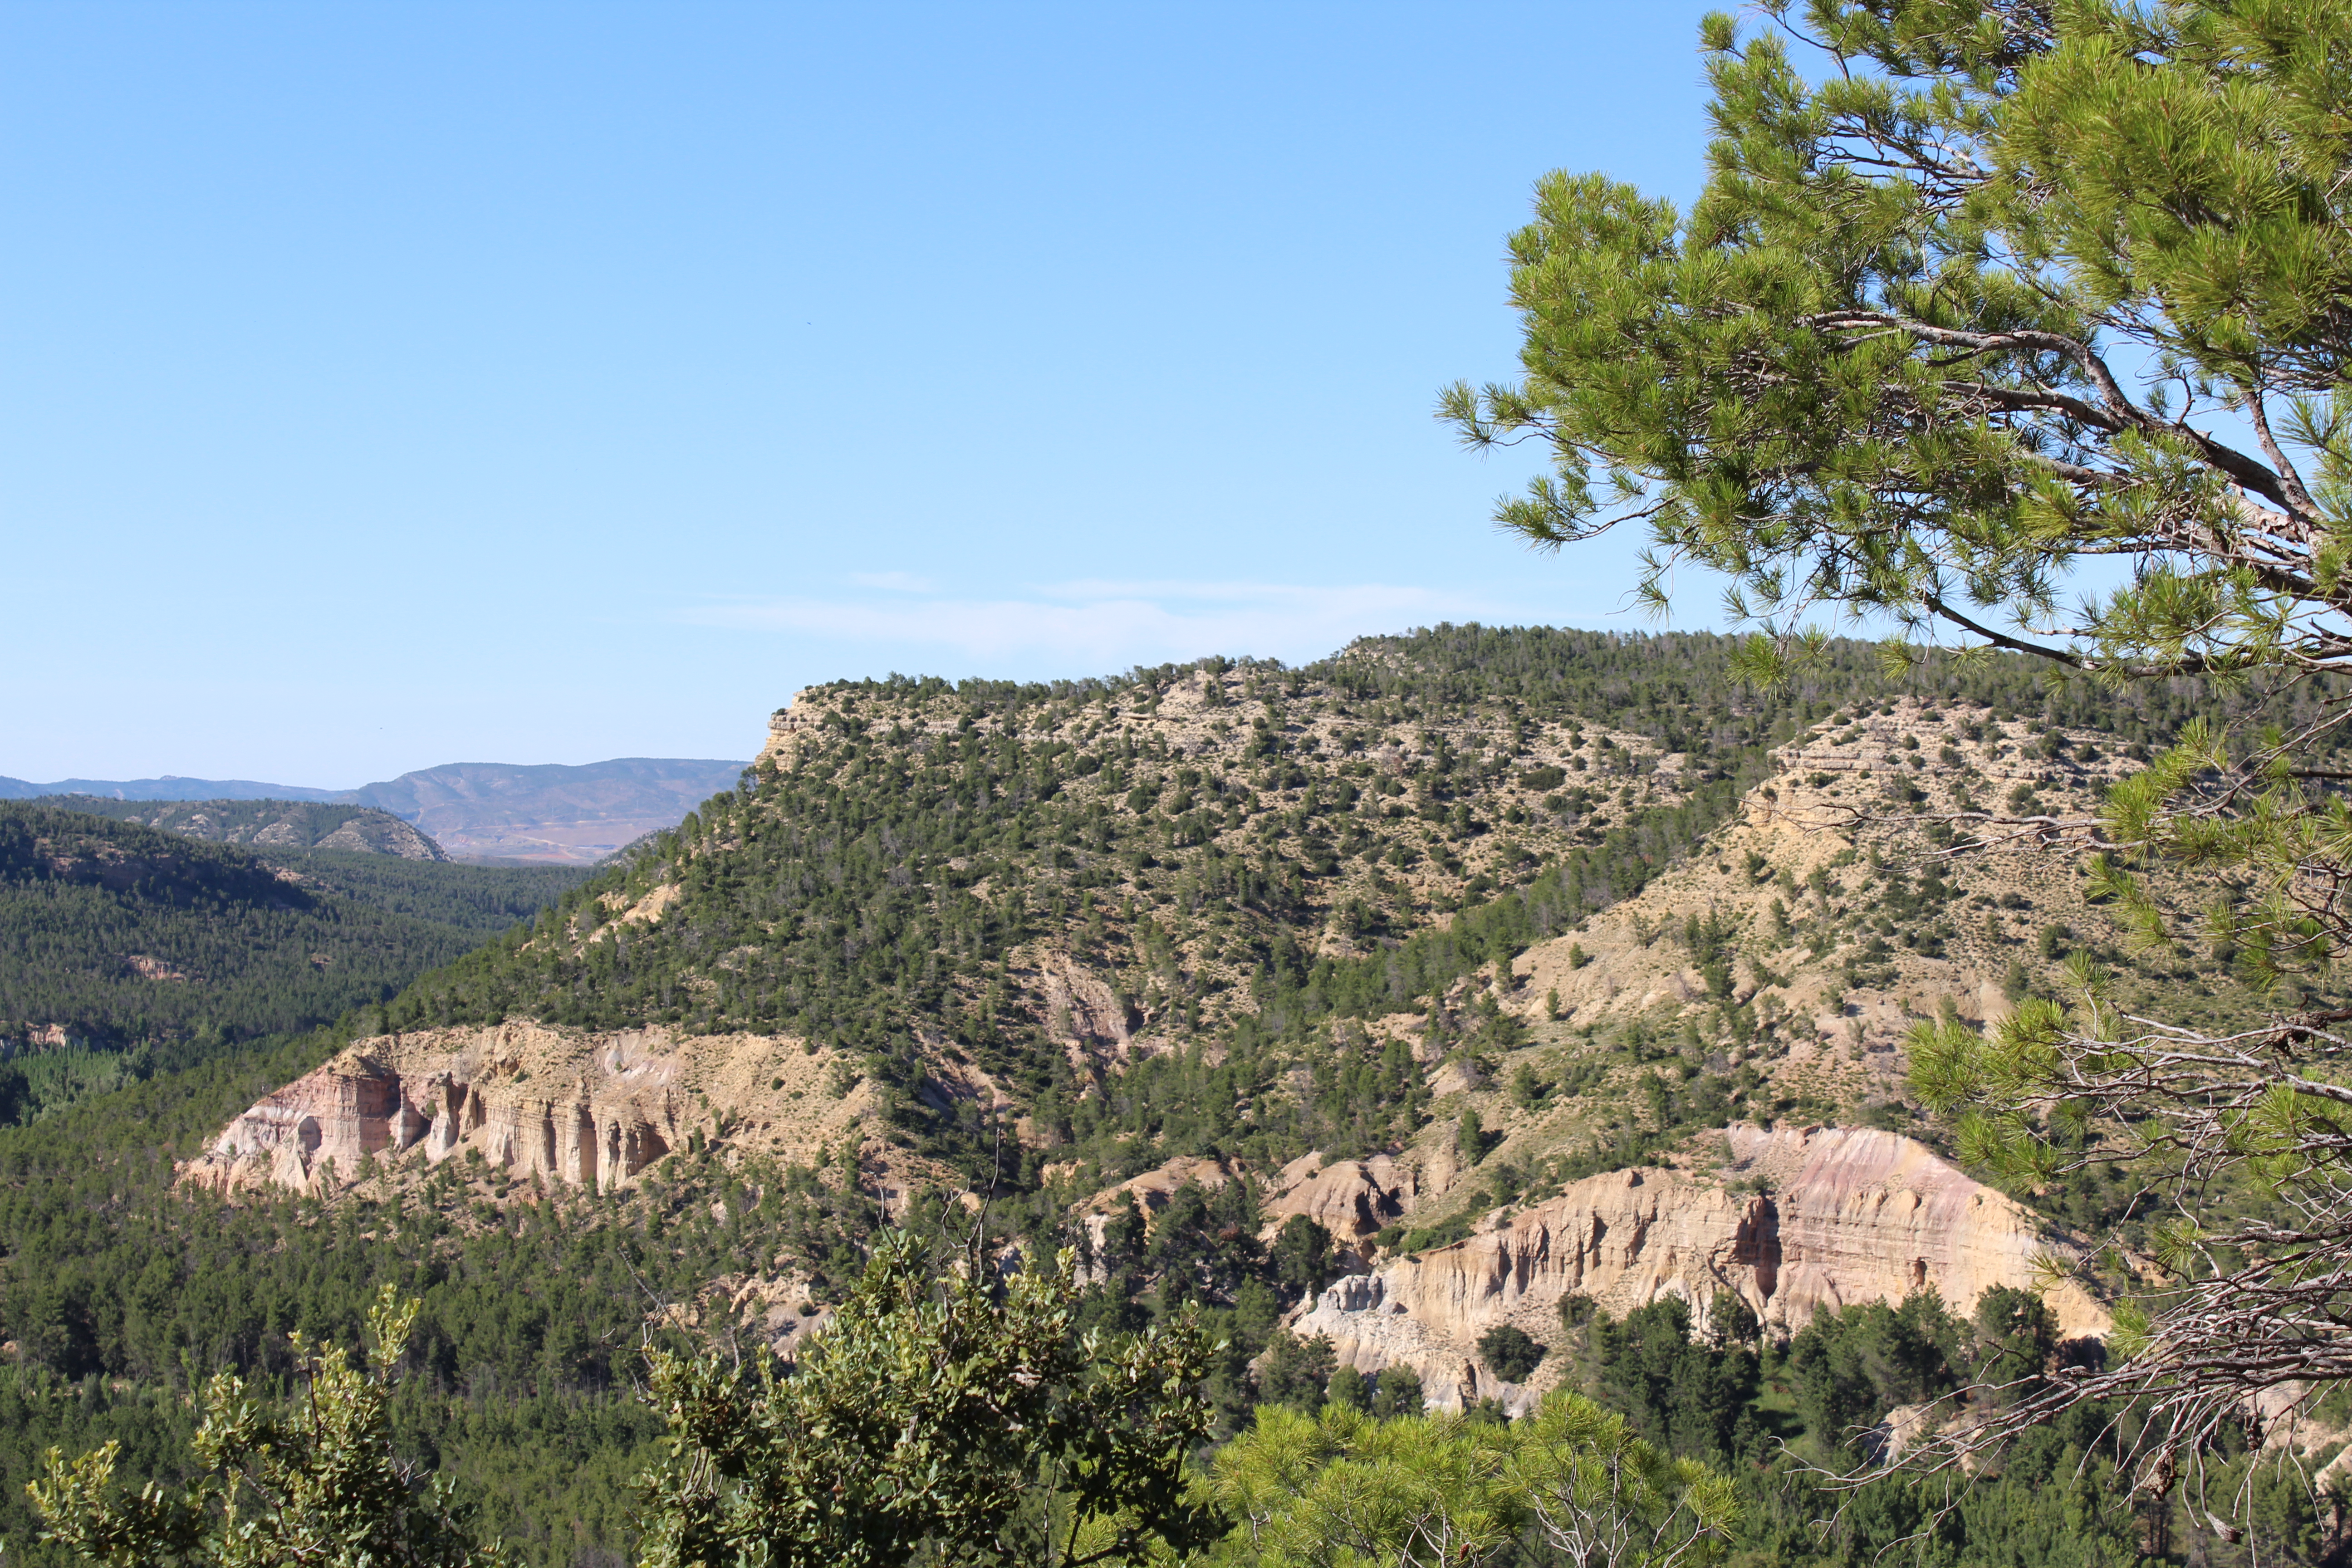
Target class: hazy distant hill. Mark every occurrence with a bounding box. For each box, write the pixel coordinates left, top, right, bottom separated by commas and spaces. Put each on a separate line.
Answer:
0, 774, 334, 802
51, 797, 447, 860
339, 758, 749, 863
1, 758, 750, 866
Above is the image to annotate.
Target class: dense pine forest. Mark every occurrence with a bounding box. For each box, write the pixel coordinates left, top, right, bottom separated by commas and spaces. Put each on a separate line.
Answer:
0, 805, 586, 1122
0, 628, 2336, 1565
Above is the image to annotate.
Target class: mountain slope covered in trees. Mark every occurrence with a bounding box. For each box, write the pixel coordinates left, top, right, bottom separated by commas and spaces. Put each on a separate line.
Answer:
0, 627, 2335, 1565
386, 626, 2313, 1177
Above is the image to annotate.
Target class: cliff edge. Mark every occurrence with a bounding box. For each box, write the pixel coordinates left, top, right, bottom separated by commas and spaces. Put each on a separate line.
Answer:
1290, 1124, 2106, 1413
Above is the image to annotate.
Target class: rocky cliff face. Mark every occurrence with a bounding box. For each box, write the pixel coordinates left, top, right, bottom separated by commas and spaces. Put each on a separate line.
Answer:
758, 693, 837, 771
1289, 1126, 2106, 1414
184, 1022, 857, 1195
1264, 1153, 1417, 1269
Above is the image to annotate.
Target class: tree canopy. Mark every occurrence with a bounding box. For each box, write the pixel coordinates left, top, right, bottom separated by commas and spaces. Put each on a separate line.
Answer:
29, 1285, 509, 1567
1447, 0, 2352, 1519
1200, 1393, 1736, 1568
634, 1230, 1219, 1568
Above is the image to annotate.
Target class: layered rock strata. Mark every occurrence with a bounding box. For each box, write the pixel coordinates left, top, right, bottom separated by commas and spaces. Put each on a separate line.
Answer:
758, 693, 834, 772
1290, 1125, 2107, 1414
185, 1022, 838, 1195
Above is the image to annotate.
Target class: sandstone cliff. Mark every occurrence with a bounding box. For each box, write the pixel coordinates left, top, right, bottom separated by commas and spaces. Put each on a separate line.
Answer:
1289, 1125, 2106, 1414
758, 692, 839, 772
1263, 1152, 1418, 1269
184, 1021, 858, 1195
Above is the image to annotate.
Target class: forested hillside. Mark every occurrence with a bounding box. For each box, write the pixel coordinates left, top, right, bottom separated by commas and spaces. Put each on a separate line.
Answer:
53, 796, 448, 859
387, 625, 2318, 1182
268, 848, 588, 935
0, 806, 586, 1121
0, 628, 2331, 1565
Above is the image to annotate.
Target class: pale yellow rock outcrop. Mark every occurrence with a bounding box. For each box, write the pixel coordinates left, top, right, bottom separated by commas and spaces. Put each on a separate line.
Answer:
757, 692, 837, 772
183, 1022, 853, 1196
1290, 1125, 2106, 1414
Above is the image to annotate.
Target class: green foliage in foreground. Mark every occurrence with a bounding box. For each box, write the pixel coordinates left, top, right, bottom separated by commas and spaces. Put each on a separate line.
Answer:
0, 1011, 1323, 1563
24, 1265, 2225, 1568
1562, 1287, 2281, 1568
0, 1029, 726, 1563
25, 1235, 1224, 1568
24, 1252, 1748, 1568
1202, 1394, 1735, 1568
1447, 0, 2352, 1514
640, 1230, 1217, 1568
29, 1285, 508, 1567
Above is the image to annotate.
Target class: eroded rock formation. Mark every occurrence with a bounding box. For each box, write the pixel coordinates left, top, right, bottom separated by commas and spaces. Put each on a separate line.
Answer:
758, 693, 836, 772
1039, 952, 1137, 1063
1291, 1125, 2107, 1414
184, 1021, 848, 1195
1264, 1152, 1416, 1267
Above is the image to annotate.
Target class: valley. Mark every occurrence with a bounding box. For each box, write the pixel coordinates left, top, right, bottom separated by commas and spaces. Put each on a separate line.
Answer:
0, 757, 751, 866
0, 804, 588, 1123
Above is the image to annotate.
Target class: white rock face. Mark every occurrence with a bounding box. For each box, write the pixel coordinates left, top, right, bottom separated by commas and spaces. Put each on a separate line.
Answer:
183, 1021, 855, 1195
188, 1025, 683, 1194
1290, 1125, 2107, 1413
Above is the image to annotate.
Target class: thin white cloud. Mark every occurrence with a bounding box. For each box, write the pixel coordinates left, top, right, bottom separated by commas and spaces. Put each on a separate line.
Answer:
848, 570, 938, 593
680, 579, 1519, 669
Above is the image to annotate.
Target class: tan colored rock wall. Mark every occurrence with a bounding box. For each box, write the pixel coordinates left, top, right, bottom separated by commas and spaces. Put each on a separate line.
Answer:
185, 1021, 847, 1196
758, 692, 835, 772
1262, 1153, 1417, 1269
1724, 1125, 2108, 1338
1291, 1126, 2107, 1414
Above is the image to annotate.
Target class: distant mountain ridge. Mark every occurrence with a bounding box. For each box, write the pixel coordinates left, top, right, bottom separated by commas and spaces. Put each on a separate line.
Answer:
51, 798, 447, 861
339, 758, 752, 863
0, 758, 750, 865
0, 774, 336, 803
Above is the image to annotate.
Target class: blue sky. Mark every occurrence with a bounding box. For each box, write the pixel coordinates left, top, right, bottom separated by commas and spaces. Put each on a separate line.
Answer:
7, 1, 1729, 786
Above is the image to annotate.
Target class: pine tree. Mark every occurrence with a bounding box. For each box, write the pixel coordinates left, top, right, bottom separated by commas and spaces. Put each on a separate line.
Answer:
1444, 0, 2352, 1506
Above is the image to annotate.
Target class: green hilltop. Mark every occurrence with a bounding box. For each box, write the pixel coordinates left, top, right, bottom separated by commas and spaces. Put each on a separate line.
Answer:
387, 626, 2312, 1176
